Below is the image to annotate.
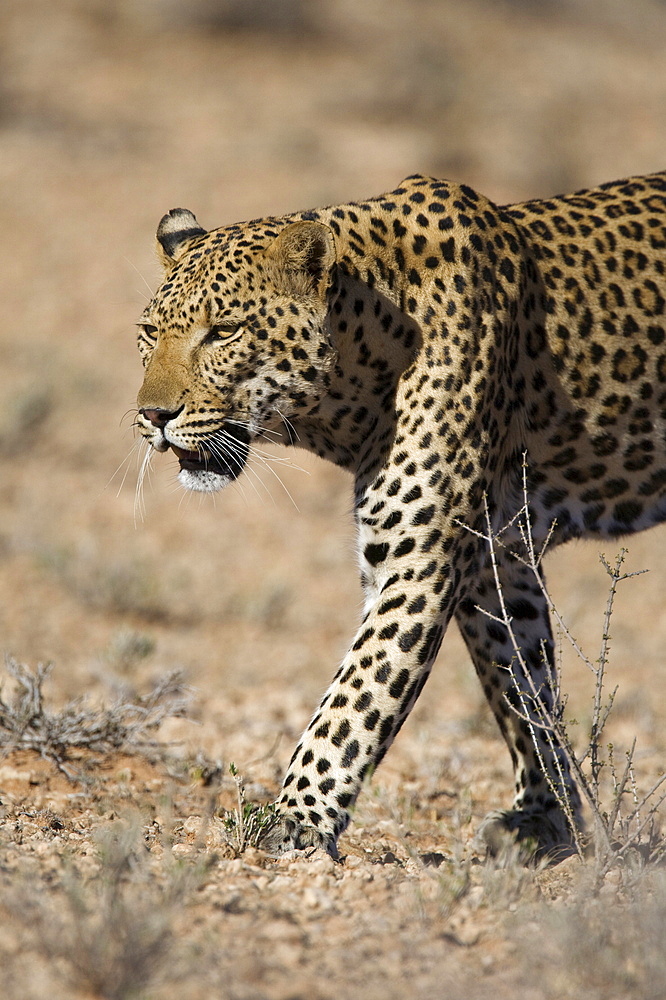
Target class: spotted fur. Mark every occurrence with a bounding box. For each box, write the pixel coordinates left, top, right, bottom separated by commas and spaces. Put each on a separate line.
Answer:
135, 172, 666, 859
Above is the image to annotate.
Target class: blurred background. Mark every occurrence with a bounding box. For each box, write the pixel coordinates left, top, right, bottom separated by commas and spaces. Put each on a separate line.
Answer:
1, 0, 665, 792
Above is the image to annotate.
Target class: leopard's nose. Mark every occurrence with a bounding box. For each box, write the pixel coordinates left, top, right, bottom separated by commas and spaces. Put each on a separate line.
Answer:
139, 406, 183, 428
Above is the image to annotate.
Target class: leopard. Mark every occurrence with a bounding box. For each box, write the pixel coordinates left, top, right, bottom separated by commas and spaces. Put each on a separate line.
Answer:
135, 170, 666, 861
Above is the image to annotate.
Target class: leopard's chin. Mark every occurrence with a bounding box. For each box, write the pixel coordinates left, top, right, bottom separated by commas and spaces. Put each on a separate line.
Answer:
170, 424, 250, 492
177, 466, 234, 492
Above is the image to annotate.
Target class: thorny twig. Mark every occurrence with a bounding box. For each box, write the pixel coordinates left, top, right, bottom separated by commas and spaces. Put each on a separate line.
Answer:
458, 458, 664, 872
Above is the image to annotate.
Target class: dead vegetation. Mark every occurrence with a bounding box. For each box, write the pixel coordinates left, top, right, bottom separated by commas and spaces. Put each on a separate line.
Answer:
0, 657, 190, 779
458, 469, 666, 879
1, 821, 209, 1000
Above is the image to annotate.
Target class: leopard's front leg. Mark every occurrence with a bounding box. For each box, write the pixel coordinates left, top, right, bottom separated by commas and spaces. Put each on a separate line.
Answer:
258, 552, 454, 856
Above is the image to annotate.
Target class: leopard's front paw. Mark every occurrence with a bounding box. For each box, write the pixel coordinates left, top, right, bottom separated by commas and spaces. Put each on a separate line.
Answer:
256, 812, 339, 859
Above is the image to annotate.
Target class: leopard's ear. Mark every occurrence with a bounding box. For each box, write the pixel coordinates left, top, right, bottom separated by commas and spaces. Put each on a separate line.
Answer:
156, 208, 206, 268
265, 221, 336, 298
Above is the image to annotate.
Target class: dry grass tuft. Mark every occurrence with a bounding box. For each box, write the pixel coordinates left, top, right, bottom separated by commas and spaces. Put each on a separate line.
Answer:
1, 820, 210, 1000
0, 657, 190, 780
515, 867, 666, 1000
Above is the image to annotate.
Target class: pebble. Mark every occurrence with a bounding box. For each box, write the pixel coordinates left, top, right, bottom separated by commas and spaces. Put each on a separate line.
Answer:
172, 843, 196, 857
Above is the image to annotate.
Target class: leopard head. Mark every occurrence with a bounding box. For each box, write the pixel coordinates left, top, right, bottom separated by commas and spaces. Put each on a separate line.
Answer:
136, 209, 338, 491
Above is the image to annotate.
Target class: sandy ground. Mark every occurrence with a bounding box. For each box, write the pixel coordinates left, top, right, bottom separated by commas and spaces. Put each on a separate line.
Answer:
1, 1, 666, 997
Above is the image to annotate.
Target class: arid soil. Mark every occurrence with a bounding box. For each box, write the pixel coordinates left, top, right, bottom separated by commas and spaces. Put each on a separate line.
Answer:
1, 2, 666, 998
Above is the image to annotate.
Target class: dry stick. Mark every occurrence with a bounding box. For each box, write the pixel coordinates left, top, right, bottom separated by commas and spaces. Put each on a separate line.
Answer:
606, 739, 638, 847
461, 493, 608, 856
229, 762, 248, 853
460, 464, 664, 868
606, 737, 666, 856
514, 459, 596, 674
224, 762, 280, 853
515, 471, 645, 843
516, 502, 623, 858
457, 509, 581, 847
512, 490, 634, 819
589, 552, 644, 782
477, 498, 588, 856
622, 772, 666, 853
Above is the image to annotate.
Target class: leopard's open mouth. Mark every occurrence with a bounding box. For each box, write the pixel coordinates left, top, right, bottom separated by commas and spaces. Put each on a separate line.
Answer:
169, 424, 250, 483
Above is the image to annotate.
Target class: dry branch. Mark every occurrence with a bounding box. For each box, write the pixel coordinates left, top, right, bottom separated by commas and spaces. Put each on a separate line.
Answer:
0, 657, 190, 779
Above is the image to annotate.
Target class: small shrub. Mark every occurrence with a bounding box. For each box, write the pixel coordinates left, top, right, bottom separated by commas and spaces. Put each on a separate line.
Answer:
0, 657, 190, 780
221, 762, 280, 854
102, 629, 156, 676
460, 460, 666, 877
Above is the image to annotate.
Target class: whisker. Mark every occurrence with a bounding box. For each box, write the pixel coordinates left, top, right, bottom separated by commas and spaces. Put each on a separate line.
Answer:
205, 438, 268, 504
177, 483, 195, 512
276, 408, 300, 445
120, 407, 140, 429
254, 455, 301, 511
214, 430, 302, 511
255, 426, 284, 442
134, 441, 154, 526
104, 437, 144, 498
217, 428, 308, 472
224, 416, 284, 444
124, 256, 155, 300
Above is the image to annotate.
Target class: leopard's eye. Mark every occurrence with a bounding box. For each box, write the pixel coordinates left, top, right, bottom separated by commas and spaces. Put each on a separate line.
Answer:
137, 324, 158, 362
203, 323, 240, 345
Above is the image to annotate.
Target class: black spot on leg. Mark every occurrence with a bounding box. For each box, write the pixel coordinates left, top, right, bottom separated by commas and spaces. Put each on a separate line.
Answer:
506, 599, 540, 621
407, 595, 426, 614
486, 623, 509, 644
352, 628, 375, 651
394, 538, 415, 557
378, 715, 395, 745
365, 542, 389, 566
364, 709, 380, 730
374, 664, 391, 684
354, 691, 373, 711
332, 720, 351, 746
341, 739, 360, 767
528, 769, 542, 788
613, 499, 643, 524
412, 505, 435, 525
398, 623, 423, 651
379, 595, 406, 614
388, 668, 409, 698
